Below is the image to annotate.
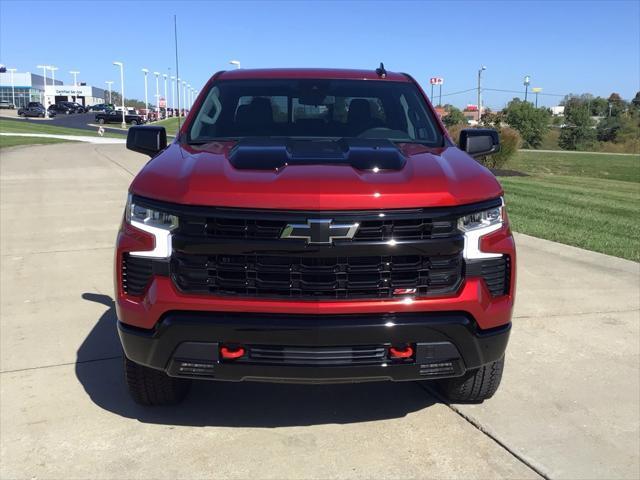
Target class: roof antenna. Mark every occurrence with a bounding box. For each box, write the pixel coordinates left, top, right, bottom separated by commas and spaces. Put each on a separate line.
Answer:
375, 62, 387, 78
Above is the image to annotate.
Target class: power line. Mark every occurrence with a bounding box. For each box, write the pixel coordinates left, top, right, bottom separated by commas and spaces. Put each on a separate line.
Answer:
484, 87, 566, 97
434, 86, 568, 99
439, 87, 476, 98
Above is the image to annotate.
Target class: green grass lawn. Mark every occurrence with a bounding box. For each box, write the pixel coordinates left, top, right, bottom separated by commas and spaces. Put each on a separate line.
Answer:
0, 118, 122, 138
499, 150, 640, 261
149, 117, 181, 135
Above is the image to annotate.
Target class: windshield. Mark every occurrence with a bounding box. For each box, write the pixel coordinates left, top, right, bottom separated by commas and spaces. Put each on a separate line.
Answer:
187, 79, 443, 146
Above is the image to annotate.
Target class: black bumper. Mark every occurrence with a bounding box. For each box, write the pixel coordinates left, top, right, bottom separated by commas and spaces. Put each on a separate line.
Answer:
118, 312, 510, 384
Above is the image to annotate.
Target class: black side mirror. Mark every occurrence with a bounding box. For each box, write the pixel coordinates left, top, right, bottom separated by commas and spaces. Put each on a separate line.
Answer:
459, 129, 500, 158
127, 126, 167, 156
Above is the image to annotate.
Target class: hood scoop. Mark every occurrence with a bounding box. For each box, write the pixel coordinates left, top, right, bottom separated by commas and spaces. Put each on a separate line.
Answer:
228, 138, 406, 171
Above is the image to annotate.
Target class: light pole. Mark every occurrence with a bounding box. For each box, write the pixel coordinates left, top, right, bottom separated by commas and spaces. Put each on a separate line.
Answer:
182, 80, 186, 114
524, 75, 531, 103
141, 68, 149, 119
163, 74, 168, 119
176, 77, 181, 117
153, 72, 160, 121
477, 65, 486, 124
70, 70, 80, 86
229, 60, 241, 69
49, 66, 58, 85
187, 84, 192, 107
113, 61, 126, 128
171, 76, 176, 116
37, 65, 50, 117
105, 81, 113, 104
7, 68, 16, 108
532, 87, 542, 108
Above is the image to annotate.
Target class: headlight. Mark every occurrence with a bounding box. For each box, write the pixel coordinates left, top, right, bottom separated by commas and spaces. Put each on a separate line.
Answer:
125, 194, 176, 258
458, 205, 503, 232
126, 194, 178, 231
459, 199, 505, 260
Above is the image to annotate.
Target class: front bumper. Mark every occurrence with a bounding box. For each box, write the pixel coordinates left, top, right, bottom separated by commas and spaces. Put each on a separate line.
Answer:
119, 312, 510, 383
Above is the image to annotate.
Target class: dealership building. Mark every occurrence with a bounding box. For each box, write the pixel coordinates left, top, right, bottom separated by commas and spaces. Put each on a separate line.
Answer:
0, 70, 105, 108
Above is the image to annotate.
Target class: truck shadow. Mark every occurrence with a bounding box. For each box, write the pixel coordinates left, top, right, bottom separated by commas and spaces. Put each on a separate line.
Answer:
77, 293, 437, 427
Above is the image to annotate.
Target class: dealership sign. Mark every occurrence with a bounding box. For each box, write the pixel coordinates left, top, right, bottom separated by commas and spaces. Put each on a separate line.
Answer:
45, 85, 93, 96
429, 77, 444, 85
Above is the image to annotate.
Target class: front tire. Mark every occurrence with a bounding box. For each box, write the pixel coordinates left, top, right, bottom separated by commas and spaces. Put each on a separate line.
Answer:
130, 119, 138, 125
124, 355, 191, 406
98, 118, 105, 124
436, 355, 505, 403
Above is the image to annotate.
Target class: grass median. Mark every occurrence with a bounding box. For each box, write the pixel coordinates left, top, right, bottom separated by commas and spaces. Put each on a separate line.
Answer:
498, 150, 640, 261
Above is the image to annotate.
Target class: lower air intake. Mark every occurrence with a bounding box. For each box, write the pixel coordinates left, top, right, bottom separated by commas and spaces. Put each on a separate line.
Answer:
419, 361, 455, 377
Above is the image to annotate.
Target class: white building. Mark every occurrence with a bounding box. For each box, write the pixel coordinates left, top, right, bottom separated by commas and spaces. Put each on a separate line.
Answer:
0, 70, 105, 108
0, 71, 62, 108
43, 84, 106, 107
550, 106, 565, 116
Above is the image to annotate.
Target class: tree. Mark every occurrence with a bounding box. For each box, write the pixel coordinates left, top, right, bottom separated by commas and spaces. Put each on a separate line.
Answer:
631, 91, 640, 110
607, 93, 626, 117
443, 106, 467, 127
559, 96, 596, 150
503, 98, 551, 148
589, 97, 609, 117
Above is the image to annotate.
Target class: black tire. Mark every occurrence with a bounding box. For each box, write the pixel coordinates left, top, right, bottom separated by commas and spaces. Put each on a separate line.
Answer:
98, 118, 105, 124
124, 355, 191, 406
436, 355, 505, 403
130, 119, 138, 125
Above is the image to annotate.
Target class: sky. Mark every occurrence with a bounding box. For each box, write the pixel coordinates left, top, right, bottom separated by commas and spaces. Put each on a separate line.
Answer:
1, 0, 638, 109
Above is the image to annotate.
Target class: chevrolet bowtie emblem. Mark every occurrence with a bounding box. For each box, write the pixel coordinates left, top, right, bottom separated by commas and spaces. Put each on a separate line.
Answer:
281, 219, 359, 244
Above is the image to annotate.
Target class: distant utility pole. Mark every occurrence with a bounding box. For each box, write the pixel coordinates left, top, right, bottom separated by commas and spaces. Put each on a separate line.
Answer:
477, 66, 486, 123
524, 75, 531, 103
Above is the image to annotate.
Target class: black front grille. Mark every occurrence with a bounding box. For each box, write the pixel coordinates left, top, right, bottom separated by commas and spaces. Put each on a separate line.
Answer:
122, 254, 153, 296
172, 252, 463, 299
179, 215, 457, 241
242, 345, 387, 366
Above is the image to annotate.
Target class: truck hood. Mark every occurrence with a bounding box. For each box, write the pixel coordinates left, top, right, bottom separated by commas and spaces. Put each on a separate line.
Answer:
129, 141, 503, 210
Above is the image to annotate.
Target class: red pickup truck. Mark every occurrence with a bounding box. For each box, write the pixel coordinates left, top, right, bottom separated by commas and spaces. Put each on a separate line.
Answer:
117, 66, 516, 406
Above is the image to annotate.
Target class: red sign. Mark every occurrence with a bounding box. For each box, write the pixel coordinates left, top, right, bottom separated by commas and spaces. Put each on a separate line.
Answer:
429, 77, 444, 85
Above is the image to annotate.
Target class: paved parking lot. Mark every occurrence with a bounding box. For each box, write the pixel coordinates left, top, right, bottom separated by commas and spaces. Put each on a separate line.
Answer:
1, 143, 638, 479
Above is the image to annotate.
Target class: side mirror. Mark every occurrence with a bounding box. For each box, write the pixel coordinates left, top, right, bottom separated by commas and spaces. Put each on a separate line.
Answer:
459, 129, 500, 158
127, 126, 167, 156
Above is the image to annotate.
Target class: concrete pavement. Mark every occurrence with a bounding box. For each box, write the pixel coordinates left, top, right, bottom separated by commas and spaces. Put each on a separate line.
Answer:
1, 143, 638, 479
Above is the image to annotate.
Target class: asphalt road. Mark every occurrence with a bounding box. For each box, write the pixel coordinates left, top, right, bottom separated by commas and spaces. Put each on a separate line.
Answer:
0, 143, 638, 479
0, 109, 127, 135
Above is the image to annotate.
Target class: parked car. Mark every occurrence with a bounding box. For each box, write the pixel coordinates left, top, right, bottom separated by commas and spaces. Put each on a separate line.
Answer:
68, 102, 86, 113
95, 110, 144, 125
0, 100, 15, 109
117, 66, 514, 406
17, 105, 55, 118
48, 102, 75, 115
28, 102, 45, 109
89, 103, 113, 112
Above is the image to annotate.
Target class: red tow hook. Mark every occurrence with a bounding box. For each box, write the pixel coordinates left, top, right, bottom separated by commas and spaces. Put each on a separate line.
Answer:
389, 345, 414, 359
220, 345, 246, 360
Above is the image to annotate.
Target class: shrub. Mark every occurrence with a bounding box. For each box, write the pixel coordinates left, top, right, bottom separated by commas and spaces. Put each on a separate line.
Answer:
446, 125, 521, 170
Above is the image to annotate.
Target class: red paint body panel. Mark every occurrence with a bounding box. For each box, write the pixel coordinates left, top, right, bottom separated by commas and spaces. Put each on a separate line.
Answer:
130, 143, 502, 210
